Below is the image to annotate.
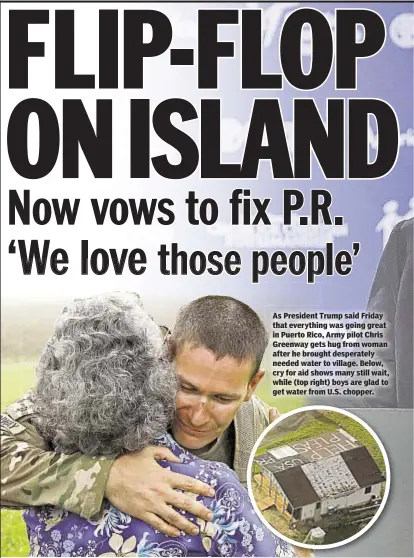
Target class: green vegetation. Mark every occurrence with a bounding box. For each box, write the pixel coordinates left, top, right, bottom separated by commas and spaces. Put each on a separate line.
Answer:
1, 362, 35, 409
263, 508, 305, 543
257, 391, 304, 414
0, 511, 30, 557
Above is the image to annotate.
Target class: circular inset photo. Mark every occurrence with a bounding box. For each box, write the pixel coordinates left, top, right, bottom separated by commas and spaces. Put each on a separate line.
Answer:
247, 406, 390, 550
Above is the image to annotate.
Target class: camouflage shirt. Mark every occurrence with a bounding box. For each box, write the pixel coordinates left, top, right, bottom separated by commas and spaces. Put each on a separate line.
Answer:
1, 393, 114, 519
1, 393, 271, 519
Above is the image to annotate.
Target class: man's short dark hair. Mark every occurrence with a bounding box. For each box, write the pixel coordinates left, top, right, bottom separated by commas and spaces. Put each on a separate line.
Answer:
172, 296, 268, 377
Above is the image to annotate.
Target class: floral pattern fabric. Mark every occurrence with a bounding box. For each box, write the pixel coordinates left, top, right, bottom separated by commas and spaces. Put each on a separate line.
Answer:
24, 435, 295, 557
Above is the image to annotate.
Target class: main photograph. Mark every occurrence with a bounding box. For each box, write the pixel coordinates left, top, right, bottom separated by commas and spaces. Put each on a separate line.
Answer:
1, 2, 413, 557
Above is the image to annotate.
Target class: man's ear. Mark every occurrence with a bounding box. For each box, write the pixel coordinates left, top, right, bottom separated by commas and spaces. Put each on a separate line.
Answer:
163, 335, 176, 362
244, 369, 265, 401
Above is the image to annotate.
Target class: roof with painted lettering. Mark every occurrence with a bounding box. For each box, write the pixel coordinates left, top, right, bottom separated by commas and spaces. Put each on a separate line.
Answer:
254, 430, 385, 508
255, 429, 360, 474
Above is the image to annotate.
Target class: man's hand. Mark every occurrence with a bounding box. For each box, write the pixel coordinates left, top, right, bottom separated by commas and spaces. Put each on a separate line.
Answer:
105, 446, 215, 537
269, 407, 280, 423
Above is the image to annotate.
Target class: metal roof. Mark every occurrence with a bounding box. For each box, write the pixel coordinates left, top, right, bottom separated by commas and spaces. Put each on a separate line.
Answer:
302, 454, 359, 499
341, 446, 386, 488
273, 466, 320, 507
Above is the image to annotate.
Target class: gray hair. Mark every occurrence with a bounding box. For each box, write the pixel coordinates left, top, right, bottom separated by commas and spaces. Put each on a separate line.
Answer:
172, 296, 268, 376
34, 292, 177, 456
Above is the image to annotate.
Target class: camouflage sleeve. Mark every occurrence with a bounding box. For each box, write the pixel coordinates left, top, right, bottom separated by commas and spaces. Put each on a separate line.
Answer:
1, 394, 114, 520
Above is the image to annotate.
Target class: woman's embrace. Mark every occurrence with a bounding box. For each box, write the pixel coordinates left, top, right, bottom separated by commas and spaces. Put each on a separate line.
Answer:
24, 292, 296, 557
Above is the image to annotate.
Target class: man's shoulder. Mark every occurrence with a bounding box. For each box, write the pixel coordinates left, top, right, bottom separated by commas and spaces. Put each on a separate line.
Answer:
250, 394, 271, 414
1, 392, 37, 436
4, 392, 36, 421
236, 395, 270, 425
233, 396, 270, 459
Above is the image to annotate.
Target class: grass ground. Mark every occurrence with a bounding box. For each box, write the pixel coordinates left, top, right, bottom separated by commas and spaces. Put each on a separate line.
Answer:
1, 362, 35, 409
0, 511, 30, 557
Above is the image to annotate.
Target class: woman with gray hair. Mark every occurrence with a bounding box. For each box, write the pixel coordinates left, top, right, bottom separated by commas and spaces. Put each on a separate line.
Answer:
24, 292, 296, 557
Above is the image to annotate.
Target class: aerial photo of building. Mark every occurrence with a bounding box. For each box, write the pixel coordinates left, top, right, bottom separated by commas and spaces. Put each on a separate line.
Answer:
254, 429, 385, 523
251, 412, 388, 546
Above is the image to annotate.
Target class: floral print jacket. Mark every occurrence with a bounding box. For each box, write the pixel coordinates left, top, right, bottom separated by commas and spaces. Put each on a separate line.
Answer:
24, 434, 295, 557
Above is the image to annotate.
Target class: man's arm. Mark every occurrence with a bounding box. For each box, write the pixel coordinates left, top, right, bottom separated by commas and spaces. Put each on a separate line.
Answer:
1, 395, 214, 535
1, 409, 114, 519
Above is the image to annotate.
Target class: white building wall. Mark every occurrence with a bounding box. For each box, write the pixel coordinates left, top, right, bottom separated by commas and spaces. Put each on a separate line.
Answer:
368, 483, 382, 499
301, 504, 316, 520
320, 484, 382, 514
